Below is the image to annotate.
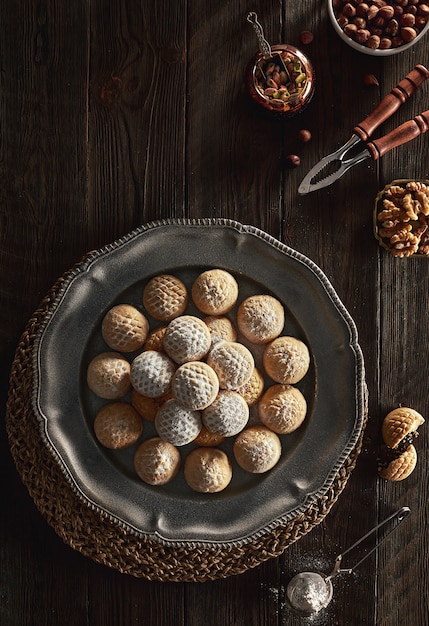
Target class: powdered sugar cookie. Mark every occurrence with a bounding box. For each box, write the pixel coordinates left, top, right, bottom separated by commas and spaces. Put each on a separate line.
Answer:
202, 390, 249, 437
193, 426, 225, 447
143, 274, 188, 322
155, 398, 202, 446
94, 402, 142, 449
206, 341, 254, 390
101, 304, 149, 352
235, 367, 265, 406
233, 425, 281, 473
143, 325, 167, 352
259, 384, 307, 434
87, 352, 131, 400
134, 437, 181, 485
263, 336, 310, 384
204, 315, 237, 347
237, 294, 284, 344
131, 388, 173, 422
163, 315, 211, 364
192, 269, 238, 315
130, 350, 176, 398
171, 361, 219, 410
184, 447, 232, 493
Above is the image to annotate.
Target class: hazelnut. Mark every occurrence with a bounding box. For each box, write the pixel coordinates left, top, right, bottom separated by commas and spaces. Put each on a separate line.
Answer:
385, 18, 400, 35
367, 33, 381, 47
297, 129, 312, 142
401, 25, 417, 40
344, 22, 358, 35
363, 72, 379, 85
356, 27, 371, 41
354, 16, 368, 28
299, 30, 314, 44
379, 5, 395, 18
415, 15, 428, 27
400, 12, 416, 25
343, 2, 357, 16
285, 154, 301, 168
418, 3, 429, 16
367, 5, 380, 20
357, 3, 370, 16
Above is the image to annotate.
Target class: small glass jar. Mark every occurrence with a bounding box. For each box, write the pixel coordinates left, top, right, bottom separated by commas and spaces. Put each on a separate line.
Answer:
246, 44, 315, 117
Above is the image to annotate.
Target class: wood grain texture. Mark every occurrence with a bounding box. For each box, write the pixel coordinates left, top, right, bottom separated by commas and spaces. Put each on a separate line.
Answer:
1, 1, 429, 625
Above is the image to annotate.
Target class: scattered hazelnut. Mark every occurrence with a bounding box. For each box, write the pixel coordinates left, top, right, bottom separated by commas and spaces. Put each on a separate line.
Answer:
299, 30, 314, 44
297, 129, 312, 142
363, 72, 379, 86
285, 154, 301, 168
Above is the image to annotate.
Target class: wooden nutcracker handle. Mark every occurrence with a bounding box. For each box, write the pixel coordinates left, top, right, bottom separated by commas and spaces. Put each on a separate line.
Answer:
353, 65, 429, 142
366, 110, 429, 160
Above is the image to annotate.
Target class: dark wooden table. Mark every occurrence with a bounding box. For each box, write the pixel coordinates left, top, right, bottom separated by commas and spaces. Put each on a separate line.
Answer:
1, 2, 428, 625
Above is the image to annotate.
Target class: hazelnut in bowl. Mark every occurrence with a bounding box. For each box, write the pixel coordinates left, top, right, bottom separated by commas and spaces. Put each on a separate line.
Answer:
374, 179, 429, 257
328, 0, 429, 56
246, 44, 315, 117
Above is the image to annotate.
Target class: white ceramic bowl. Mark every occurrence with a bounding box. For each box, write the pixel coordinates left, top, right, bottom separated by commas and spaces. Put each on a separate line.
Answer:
328, 1, 429, 56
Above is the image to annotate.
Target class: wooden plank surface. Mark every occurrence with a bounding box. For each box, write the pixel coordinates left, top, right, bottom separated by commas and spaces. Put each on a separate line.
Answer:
1, 1, 428, 625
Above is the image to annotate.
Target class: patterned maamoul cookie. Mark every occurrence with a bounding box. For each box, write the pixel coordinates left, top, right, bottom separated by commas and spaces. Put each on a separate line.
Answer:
202, 390, 249, 437
184, 447, 232, 493
163, 315, 211, 364
193, 426, 225, 447
235, 367, 265, 406
131, 388, 173, 422
237, 294, 284, 344
130, 350, 176, 398
381, 407, 425, 449
263, 336, 310, 384
134, 437, 181, 485
206, 341, 254, 390
203, 315, 237, 347
143, 274, 188, 322
87, 352, 131, 400
233, 425, 281, 473
259, 384, 307, 434
378, 444, 417, 481
144, 326, 167, 352
101, 304, 149, 352
192, 269, 239, 315
171, 361, 219, 410
155, 398, 202, 446
94, 402, 142, 449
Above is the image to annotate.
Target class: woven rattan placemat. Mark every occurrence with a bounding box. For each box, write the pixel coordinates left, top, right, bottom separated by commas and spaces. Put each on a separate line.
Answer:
5, 265, 367, 582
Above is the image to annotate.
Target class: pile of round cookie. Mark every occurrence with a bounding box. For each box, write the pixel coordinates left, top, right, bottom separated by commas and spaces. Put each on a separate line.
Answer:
86, 269, 310, 493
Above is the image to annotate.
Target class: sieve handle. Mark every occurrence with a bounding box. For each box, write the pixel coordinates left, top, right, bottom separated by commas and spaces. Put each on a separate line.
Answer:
328, 507, 411, 578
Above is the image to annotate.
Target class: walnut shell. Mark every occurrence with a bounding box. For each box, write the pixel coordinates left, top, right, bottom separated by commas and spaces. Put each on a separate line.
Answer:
381, 407, 425, 449
378, 444, 417, 482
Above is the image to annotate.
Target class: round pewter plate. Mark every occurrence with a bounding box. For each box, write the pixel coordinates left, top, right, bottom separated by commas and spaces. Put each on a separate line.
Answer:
32, 219, 366, 547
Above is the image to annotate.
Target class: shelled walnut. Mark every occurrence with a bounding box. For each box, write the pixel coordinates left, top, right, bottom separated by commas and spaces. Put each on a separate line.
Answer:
374, 180, 429, 257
